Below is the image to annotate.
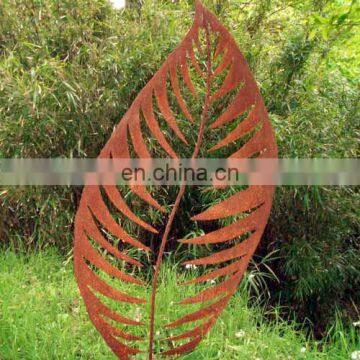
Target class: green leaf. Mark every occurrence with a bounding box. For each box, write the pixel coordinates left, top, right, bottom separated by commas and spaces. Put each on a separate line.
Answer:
337, 13, 348, 25
308, 29, 318, 41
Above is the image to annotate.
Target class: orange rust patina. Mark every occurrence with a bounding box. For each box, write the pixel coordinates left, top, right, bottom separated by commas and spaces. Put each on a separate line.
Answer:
74, 1, 278, 359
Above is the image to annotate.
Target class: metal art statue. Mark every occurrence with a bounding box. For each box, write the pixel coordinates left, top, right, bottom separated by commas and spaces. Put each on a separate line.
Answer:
74, 1, 278, 358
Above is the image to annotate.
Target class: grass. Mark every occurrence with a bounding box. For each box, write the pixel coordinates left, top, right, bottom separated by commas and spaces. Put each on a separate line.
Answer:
0, 250, 358, 359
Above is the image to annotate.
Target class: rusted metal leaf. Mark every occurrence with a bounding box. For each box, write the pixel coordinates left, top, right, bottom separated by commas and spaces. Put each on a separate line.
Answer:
74, 1, 278, 359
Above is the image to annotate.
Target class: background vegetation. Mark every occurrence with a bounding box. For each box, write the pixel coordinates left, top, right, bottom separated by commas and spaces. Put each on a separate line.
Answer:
1, 250, 358, 359
0, 0, 359, 358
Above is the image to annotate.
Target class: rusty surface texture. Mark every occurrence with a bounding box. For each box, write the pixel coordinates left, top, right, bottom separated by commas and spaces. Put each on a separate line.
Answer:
74, 1, 278, 359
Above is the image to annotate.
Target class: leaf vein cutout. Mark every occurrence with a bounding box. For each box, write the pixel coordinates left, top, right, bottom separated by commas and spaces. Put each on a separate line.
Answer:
74, 1, 278, 359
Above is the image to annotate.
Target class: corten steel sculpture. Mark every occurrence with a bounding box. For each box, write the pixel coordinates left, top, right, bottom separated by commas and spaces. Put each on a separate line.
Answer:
74, 1, 278, 359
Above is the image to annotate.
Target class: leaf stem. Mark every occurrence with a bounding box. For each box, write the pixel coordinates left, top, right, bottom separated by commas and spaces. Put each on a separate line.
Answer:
148, 23, 213, 359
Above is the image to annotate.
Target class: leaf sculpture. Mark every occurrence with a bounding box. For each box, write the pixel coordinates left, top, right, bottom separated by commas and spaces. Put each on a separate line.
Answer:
74, 1, 278, 359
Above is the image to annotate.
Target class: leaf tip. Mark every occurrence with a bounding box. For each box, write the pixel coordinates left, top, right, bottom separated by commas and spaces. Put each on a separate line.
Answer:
190, 214, 200, 221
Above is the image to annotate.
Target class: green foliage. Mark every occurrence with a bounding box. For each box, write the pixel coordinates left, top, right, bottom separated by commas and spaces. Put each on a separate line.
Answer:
1, 250, 359, 359
265, 186, 360, 334
0, 0, 359, 339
